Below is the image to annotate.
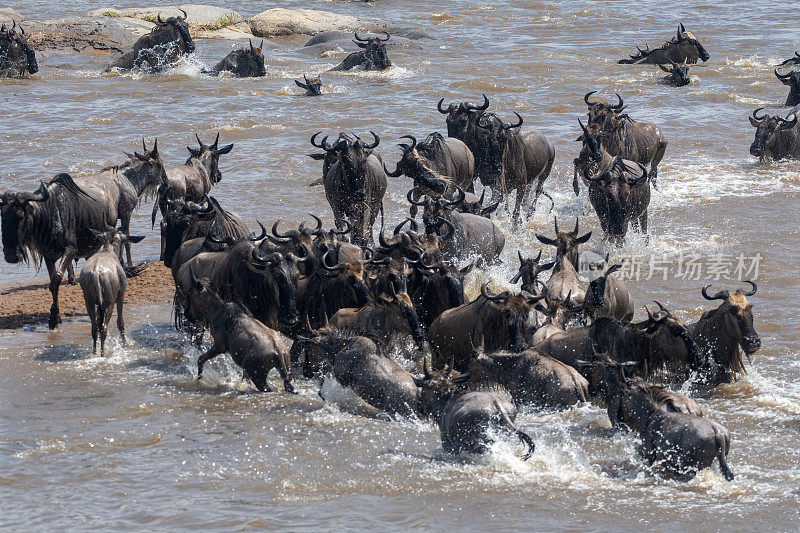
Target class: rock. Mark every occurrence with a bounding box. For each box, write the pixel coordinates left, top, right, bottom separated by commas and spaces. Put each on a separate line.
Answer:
25, 16, 154, 56
0, 8, 23, 26
248, 8, 368, 38
89, 5, 243, 31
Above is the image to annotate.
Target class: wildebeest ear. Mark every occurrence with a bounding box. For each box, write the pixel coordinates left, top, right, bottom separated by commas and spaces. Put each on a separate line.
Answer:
216, 143, 234, 155
539, 260, 556, 271
606, 263, 622, 275
90, 228, 104, 239
308, 153, 326, 160
574, 134, 585, 142
187, 146, 201, 157
575, 231, 592, 244
295, 80, 308, 89
536, 234, 556, 246
658, 63, 672, 73
128, 235, 146, 244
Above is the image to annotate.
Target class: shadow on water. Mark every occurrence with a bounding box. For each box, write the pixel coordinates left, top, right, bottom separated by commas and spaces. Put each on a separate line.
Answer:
34, 343, 89, 362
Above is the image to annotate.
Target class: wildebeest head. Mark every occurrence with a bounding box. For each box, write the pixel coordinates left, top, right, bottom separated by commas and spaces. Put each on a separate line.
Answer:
638, 301, 705, 373
576, 118, 605, 162
384, 135, 453, 195
659, 59, 691, 87
366, 255, 411, 298
353, 32, 391, 70
779, 52, 800, 67
584, 91, 625, 129
249, 238, 308, 327
458, 188, 500, 218
409, 255, 473, 328
375, 284, 426, 347
267, 217, 318, 271
187, 133, 234, 185
699, 281, 760, 372
510, 250, 555, 294
413, 358, 458, 418
583, 260, 623, 319
476, 112, 524, 184
218, 39, 266, 77
535, 217, 592, 269
160, 196, 214, 266
318, 248, 371, 307
295, 74, 322, 96
411, 190, 460, 242
480, 282, 544, 353
153, 10, 195, 54
0, 180, 51, 264
674, 23, 709, 62
586, 158, 648, 244
0, 21, 37, 76
375, 217, 443, 264
127, 138, 168, 195
438, 94, 490, 140
774, 68, 800, 106
748, 108, 797, 160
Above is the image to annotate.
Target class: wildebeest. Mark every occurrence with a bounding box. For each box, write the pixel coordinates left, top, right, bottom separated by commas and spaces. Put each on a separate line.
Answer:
529, 289, 579, 345
408, 255, 474, 330
330, 32, 391, 71
457, 188, 500, 218
301, 249, 371, 330
535, 218, 591, 305
586, 302, 705, 382
0, 21, 37, 77
454, 350, 589, 410
415, 363, 535, 459
79, 229, 145, 356
1, 173, 117, 329
599, 110, 667, 189
475, 112, 555, 226
295, 74, 322, 96
205, 40, 266, 77
412, 189, 505, 263
428, 282, 543, 372
295, 333, 420, 417
778, 52, 800, 66
510, 250, 555, 295
774, 68, 800, 107
586, 157, 651, 245
659, 60, 691, 87
105, 10, 195, 73
583, 91, 625, 133
186, 270, 295, 393
618, 23, 710, 65
309, 132, 387, 246
581, 260, 634, 322
76, 139, 167, 266
153, 133, 234, 225
438, 95, 492, 172
748, 107, 800, 161
384, 133, 475, 205
691, 282, 760, 385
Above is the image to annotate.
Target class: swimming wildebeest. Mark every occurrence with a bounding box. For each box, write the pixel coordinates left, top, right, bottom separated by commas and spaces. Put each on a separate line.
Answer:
586, 157, 651, 245
748, 107, 800, 161
205, 40, 266, 77
774, 68, 800, 107
415, 362, 535, 459
79, 229, 145, 356
295, 74, 322, 96
309, 132, 387, 246
294, 332, 421, 417
598, 108, 667, 189
778, 52, 800, 66
330, 32, 392, 71
580, 259, 634, 322
691, 282, 760, 385
186, 269, 295, 393
105, 10, 195, 73
1, 174, 118, 329
0, 21, 37, 77
618, 23, 709, 65
659, 60, 691, 87
153, 133, 234, 225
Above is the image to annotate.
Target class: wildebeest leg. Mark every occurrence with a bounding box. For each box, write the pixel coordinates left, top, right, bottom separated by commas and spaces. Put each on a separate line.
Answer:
717, 438, 734, 481
85, 300, 98, 355
67, 262, 76, 285
276, 353, 296, 393
116, 297, 126, 346
121, 215, 132, 267
197, 345, 224, 379
101, 303, 114, 357
247, 365, 272, 392
511, 185, 526, 229
48, 250, 76, 329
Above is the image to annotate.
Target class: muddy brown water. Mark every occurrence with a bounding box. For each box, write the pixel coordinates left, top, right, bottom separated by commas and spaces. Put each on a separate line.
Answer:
1, 1, 799, 530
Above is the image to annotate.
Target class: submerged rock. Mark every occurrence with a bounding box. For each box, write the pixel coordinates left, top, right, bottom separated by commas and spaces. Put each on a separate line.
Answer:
248, 8, 367, 38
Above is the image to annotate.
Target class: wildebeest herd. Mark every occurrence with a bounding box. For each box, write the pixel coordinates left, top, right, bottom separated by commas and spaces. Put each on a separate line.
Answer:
3, 20, 789, 483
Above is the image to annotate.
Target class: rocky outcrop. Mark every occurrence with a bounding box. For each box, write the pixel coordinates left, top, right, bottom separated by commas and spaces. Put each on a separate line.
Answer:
248, 8, 368, 38
25, 16, 154, 56
88, 5, 244, 31
0, 8, 24, 26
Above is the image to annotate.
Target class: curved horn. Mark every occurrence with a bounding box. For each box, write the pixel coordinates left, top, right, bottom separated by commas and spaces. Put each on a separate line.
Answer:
300, 213, 323, 235
775, 68, 792, 80
333, 219, 352, 236
310, 132, 326, 148
353, 32, 368, 42
742, 280, 757, 296
625, 163, 649, 185
270, 220, 293, 242
399, 135, 417, 151
157, 13, 166, 24
179, 8, 188, 20
465, 94, 490, 111
321, 249, 341, 270
506, 112, 523, 129
584, 90, 598, 105
612, 93, 624, 110
586, 169, 611, 182
436, 217, 455, 239
407, 189, 431, 207
480, 281, 507, 302
394, 218, 413, 235
383, 162, 403, 177
444, 187, 465, 207
701, 285, 730, 300
779, 113, 798, 128
364, 131, 380, 149
752, 107, 767, 121
437, 98, 455, 114
379, 31, 390, 41
246, 221, 267, 241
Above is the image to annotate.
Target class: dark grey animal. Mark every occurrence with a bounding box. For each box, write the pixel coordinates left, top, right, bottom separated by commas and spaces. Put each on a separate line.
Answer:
416, 363, 535, 459
295, 74, 322, 96
586, 157, 651, 245
775, 68, 800, 107
301, 249, 371, 330
186, 271, 295, 393
618, 24, 709, 64
454, 350, 589, 410
748, 107, 800, 161
206, 40, 265, 77
105, 10, 195, 72
778, 52, 800, 66
600, 111, 667, 189
438, 94, 491, 158
408, 255, 474, 330
295, 333, 421, 417
79, 229, 145, 356
659, 59, 691, 87
581, 260, 633, 322
510, 250, 555, 295
330, 32, 391, 71
0, 21, 37, 77
1, 173, 117, 329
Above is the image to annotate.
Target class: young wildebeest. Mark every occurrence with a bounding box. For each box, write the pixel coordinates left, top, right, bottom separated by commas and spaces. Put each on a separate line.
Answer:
105, 10, 195, 73
454, 349, 589, 410
618, 23, 710, 64
295, 74, 322, 96
774, 68, 800, 107
294, 332, 420, 418
330, 32, 392, 71
659, 60, 691, 87
416, 362, 535, 460
205, 40, 266, 77
187, 270, 295, 393
79, 229, 145, 356
748, 107, 800, 161
536, 217, 592, 306
0, 22, 37, 77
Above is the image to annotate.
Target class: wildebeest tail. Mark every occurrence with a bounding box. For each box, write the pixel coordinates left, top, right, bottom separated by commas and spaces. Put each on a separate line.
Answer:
717, 432, 734, 481
516, 429, 536, 461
